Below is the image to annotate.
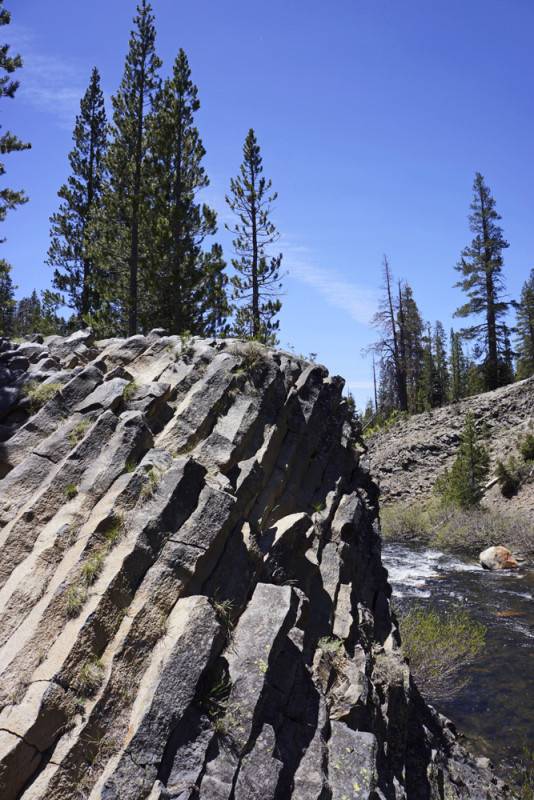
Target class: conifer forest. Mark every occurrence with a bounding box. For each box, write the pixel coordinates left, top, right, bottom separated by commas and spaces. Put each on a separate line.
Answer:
1, 0, 533, 425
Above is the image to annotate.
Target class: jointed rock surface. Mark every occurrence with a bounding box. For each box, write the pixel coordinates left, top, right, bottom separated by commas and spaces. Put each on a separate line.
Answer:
0, 330, 509, 799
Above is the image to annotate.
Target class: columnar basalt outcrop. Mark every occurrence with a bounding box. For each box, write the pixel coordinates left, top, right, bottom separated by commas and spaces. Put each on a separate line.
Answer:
0, 330, 509, 799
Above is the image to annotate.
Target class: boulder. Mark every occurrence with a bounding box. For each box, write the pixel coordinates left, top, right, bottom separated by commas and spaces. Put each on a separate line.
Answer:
479, 545, 520, 570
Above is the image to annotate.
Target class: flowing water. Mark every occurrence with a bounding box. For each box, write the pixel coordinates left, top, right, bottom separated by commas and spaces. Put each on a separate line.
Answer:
382, 541, 534, 766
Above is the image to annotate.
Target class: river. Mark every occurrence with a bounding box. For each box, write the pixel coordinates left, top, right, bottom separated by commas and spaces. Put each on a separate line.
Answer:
382, 541, 534, 767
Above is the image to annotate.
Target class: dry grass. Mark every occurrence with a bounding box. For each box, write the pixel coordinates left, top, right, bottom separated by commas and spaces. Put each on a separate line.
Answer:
381, 500, 534, 558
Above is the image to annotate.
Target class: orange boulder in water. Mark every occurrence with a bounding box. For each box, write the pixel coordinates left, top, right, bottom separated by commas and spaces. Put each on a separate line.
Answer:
479, 545, 520, 570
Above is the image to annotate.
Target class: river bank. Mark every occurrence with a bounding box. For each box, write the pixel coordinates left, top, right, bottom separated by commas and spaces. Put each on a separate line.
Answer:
383, 540, 534, 772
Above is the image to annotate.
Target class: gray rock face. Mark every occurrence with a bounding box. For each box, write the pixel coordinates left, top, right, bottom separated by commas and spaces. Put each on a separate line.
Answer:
0, 334, 510, 799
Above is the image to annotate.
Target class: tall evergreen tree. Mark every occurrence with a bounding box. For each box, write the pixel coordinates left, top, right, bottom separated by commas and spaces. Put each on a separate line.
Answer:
449, 329, 468, 401
433, 320, 450, 406
12, 290, 65, 336
226, 129, 284, 344
453, 172, 512, 391
46, 67, 108, 321
435, 413, 490, 508
418, 321, 450, 410
147, 49, 228, 335
399, 283, 424, 411
98, 0, 161, 336
0, 0, 31, 237
13, 290, 40, 335
515, 269, 534, 380
366, 257, 408, 411
418, 323, 435, 411
366, 259, 425, 413
0, 257, 15, 334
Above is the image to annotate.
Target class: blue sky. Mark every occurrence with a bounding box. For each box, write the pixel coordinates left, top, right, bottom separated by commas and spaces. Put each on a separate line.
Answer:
2, 0, 533, 409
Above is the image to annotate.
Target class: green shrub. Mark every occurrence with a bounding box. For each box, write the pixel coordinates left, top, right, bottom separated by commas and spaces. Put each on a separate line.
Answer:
317, 636, 345, 654
382, 500, 534, 558
512, 743, 534, 799
398, 603, 486, 702
496, 456, 522, 495
519, 433, 534, 463
435, 413, 489, 508
364, 408, 410, 439
380, 502, 431, 542
430, 506, 502, 554
179, 330, 194, 353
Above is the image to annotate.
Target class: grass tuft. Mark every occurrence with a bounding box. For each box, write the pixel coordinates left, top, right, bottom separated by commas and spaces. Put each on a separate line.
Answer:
317, 635, 344, 654
69, 419, 91, 447
64, 482, 79, 500
21, 381, 62, 414
77, 656, 105, 695
140, 467, 160, 500
82, 548, 106, 585
121, 381, 137, 404
210, 590, 235, 631
66, 584, 88, 617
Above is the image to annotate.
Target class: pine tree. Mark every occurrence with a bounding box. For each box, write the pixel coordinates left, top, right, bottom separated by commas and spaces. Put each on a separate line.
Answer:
499, 322, 515, 385
146, 49, 228, 335
226, 129, 284, 344
366, 259, 426, 413
418, 323, 435, 411
419, 321, 450, 410
12, 290, 65, 336
366, 257, 408, 411
0, 257, 15, 334
449, 329, 463, 401
433, 321, 450, 406
453, 172, 512, 391
515, 269, 534, 380
435, 413, 489, 508
98, 0, 161, 336
399, 283, 424, 411
13, 290, 39, 335
46, 67, 108, 322
0, 0, 31, 237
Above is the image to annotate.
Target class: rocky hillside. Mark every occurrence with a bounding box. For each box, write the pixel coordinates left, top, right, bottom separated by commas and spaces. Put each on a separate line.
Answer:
0, 329, 509, 799
366, 377, 534, 521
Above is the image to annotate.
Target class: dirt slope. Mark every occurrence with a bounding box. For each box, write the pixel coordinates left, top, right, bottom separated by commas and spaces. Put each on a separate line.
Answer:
366, 376, 534, 522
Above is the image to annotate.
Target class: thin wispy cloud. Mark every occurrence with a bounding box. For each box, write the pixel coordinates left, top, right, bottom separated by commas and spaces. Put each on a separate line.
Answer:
283, 244, 378, 325
9, 24, 88, 129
